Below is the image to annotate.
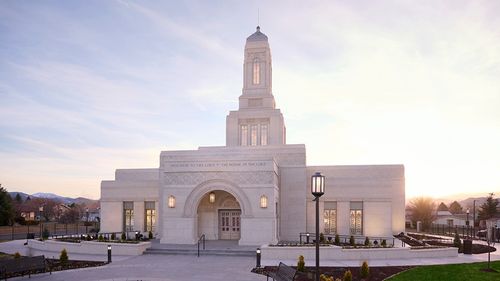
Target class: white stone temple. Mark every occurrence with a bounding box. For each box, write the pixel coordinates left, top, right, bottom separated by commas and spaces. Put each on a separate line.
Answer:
100, 27, 405, 246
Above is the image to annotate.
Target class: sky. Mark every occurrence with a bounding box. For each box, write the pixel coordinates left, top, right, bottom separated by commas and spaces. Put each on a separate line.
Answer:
1, 0, 499, 200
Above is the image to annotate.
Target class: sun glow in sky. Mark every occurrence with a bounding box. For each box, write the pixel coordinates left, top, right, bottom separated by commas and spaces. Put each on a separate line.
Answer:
1, 1, 499, 200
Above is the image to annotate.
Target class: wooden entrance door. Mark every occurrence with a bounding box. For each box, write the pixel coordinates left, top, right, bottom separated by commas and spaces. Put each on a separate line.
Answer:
219, 209, 241, 240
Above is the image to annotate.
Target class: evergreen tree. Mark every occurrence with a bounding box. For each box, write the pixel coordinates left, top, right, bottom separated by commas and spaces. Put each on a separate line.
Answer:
0, 185, 14, 226
478, 193, 498, 220
15, 193, 22, 203
449, 201, 463, 214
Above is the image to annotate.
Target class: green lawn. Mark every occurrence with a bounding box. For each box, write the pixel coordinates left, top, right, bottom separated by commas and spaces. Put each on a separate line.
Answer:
388, 261, 500, 281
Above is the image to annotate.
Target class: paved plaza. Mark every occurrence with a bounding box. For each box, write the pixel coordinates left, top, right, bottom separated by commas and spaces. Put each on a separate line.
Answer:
2, 239, 500, 281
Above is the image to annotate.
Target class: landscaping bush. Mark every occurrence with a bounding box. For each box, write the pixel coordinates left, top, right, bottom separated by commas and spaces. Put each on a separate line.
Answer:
14, 252, 21, 259
86, 234, 92, 241
121, 232, 126, 241
320, 232, 325, 243
360, 261, 369, 279
364, 237, 370, 246
320, 274, 333, 281
297, 255, 305, 272
334, 234, 340, 245
98, 234, 104, 242
60, 248, 68, 264
349, 235, 355, 246
381, 239, 387, 247
453, 232, 462, 250
148, 231, 153, 239
42, 228, 50, 240
343, 270, 352, 281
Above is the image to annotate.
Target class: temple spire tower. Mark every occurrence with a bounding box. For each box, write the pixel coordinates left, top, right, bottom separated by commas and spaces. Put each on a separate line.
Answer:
226, 26, 286, 146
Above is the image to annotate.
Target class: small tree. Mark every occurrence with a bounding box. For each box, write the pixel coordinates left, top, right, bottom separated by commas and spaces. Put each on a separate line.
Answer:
349, 235, 355, 246
334, 234, 340, 245
364, 237, 370, 246
111, 233, 116, 240
297, 255, 305, 272
60, 248, 68, 265
343, 270, 352, 281
148, 231, 153, 239
121, 232, 126, 241
360, 261, 369, 279
14, 252, 21, 259
98, 234, 104, 242
381, 239, 387, 247
320, 232, 325, 243
453, 232, 462, 250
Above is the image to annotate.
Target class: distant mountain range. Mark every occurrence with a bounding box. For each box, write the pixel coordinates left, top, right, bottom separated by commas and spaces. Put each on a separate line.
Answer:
8, 191, 98, 206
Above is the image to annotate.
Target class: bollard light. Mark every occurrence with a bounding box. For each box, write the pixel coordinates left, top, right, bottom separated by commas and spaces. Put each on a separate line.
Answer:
306, 232, 310, 244
107, 245, 112, 263
256, 248, 261, 268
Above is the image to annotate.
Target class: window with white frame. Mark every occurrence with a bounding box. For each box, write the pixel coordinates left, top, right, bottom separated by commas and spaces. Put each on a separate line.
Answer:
323, 201, 337, 234
350, 201, 363, 235
123, 201, 134, 232
145, 201, 156, 232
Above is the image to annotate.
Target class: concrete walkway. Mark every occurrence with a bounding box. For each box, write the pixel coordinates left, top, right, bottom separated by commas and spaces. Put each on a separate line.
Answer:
2, 239, 500, 281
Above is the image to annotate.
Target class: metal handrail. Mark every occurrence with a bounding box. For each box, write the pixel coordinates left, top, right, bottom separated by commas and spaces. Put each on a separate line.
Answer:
197, 234, 206, 257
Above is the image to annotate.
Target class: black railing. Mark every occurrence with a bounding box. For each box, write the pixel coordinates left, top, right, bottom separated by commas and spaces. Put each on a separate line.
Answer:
298, 232, 395, 246
420, 224, 500, 242
197, 234, 206, 257
0, 221, 100, 241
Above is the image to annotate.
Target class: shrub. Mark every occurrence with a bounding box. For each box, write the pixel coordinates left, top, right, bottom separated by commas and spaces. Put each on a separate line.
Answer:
14, 252, 21, 259
98, 234, 104, 242
86, 234, 92, 241
121, 232, 126, 241
320, 274, 333, 281
360, 261, 369, 279
343, 270, 352, 281
320, 232, 325, 243
364, 237, 370, 246
334, 234, 340, 245
42, 228, 50, 240
60, 248, 68, 264
148, 231, 153, 239
111, 233, 116, 240
349, 235, 355, 246
453, 232, 462, 249
297, 255, 305, 272
381, 239, 387, 247
335, 279, 342, 281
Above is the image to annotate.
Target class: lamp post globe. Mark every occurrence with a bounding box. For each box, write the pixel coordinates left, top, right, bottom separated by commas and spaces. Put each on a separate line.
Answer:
311, 172, 325, 281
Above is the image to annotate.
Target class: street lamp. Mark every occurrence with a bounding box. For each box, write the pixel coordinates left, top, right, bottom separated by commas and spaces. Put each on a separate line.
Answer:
311, 172, 325, 281
466, 209, 470, 238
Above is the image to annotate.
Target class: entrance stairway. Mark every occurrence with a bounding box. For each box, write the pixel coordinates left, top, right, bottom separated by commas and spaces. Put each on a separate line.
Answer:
144, 240, 257, 257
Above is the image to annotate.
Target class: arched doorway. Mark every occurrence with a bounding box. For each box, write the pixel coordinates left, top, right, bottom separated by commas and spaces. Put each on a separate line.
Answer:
197, 190, 241, 240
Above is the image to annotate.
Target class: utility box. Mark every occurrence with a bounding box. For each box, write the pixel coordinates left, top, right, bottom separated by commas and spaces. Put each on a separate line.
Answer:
463, 239, 472, 255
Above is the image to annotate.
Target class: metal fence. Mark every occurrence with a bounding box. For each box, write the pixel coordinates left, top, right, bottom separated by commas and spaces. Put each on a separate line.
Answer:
422, 223, 500, 242
0, 222, 100, 241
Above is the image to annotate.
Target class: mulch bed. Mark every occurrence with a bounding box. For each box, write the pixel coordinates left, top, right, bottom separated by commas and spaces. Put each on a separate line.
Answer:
425, 240, 496, 254
0, 258, 106, 279
253, 266, 413, 281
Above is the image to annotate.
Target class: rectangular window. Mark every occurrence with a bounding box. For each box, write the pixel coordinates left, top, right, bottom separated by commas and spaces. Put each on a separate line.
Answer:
323, 201, 337, 234
240, 125, 248, 146
253, 59, 260, 84
260, 124, 268, 146
145, 201, 156, 232
350, 201, 363, 235
250, 124, 258, 146
123, 201, 134, 232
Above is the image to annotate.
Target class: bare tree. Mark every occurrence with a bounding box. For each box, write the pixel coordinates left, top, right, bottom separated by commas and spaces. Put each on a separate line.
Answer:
407, 197, 436, 231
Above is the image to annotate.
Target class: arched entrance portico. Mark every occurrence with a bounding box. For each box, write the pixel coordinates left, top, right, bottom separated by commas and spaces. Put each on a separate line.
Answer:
197, 190, 241, 240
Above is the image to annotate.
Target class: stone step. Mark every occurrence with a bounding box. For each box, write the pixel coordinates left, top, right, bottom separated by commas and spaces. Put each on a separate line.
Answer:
144, 248, 255, 257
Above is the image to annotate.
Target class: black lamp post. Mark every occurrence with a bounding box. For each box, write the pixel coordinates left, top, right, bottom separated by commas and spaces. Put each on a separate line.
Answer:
466, 208, 470, 238
311, 172, 325, 281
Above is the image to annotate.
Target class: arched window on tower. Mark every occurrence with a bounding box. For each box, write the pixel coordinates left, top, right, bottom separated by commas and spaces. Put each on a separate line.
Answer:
253, 58, 260, 85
